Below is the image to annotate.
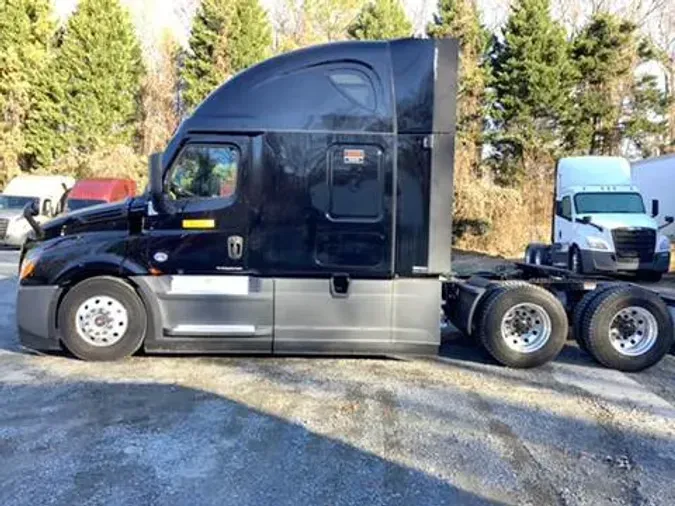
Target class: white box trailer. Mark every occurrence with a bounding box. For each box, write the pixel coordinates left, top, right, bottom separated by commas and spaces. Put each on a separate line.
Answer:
632, 153, 675, 240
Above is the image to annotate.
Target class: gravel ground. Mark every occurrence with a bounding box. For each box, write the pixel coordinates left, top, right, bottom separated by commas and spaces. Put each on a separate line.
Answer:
1, 262, 675, 505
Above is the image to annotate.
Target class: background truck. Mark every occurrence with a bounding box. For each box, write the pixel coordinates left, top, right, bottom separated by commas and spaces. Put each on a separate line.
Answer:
632, 153, 675, 241
525, 156, 672, 281
0, 175, 75, 247
16, 38, 674, 372
65, 178, 137, 213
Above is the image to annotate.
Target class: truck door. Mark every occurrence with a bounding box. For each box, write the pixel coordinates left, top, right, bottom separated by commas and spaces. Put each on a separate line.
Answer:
142, 135, 273, 352
551, 194, 574, 267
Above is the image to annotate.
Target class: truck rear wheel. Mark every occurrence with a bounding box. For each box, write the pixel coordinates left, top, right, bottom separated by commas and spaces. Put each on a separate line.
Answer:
476, 284, 568, 368
581, 286, 673, 371
572, 285, 621, 353
58, 276, 147, 361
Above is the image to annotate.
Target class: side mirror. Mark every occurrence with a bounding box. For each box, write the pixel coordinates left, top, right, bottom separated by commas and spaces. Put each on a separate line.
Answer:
578, 216, 591, 225
149, 152, 170, 213
149, 152, 164, 198
666, 216, 674, 225
651, 199, 659, 218
22, 202, 43, 239
42, 199, 53, 217
555, 201, 562, 217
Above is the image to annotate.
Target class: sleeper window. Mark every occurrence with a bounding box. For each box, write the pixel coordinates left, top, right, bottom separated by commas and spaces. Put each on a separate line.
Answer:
328, 70, 376, 111
169, 145, 239, 199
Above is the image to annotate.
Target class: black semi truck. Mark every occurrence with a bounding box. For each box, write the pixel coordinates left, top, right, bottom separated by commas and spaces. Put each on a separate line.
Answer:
17, 38, 674, 371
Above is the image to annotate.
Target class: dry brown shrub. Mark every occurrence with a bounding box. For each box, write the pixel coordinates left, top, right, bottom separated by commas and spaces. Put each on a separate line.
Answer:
453, 149, 553, 258
37, 145, 147, 189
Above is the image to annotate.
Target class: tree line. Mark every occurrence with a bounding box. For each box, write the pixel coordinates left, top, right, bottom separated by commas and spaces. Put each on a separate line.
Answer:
1, 0, 673, 195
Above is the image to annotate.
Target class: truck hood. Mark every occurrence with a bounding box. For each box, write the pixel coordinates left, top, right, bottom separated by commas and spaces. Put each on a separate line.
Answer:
42, 198, 131, 238
0, 209, 24, 221
580, 213, 657, 231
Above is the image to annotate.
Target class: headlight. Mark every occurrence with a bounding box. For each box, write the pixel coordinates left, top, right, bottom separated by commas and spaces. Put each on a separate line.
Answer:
658, 236, 670, 252
587, 236, 610, 250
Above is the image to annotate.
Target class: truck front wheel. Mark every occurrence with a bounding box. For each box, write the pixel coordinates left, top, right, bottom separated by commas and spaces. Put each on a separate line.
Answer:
58, 276, 147, 361
476, 284, 568, 368
568, 246, 584, 274
581, 287, 673, 371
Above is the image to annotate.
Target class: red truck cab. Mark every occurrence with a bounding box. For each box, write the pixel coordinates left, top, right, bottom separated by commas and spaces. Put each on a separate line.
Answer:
65, 178, 137, 212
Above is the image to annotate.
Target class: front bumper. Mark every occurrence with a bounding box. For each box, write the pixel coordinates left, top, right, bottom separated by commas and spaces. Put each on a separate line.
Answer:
580, 250, 670, 274
16, 284, 62, 351
0, 231, 28, 248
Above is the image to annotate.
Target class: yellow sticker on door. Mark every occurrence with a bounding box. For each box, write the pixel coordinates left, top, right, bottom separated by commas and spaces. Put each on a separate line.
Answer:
182, 219, 216, 229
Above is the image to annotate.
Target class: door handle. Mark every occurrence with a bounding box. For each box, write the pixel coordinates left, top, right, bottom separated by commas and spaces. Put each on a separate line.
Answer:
228, 235, 244, 260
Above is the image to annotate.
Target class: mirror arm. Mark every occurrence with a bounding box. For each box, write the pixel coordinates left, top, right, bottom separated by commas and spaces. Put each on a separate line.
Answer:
22, 203, 43, 240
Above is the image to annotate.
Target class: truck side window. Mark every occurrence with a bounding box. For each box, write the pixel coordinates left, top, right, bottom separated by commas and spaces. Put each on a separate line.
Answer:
168, 144, 239, 200
328, 70, 376, 111
560, 196, 572, 220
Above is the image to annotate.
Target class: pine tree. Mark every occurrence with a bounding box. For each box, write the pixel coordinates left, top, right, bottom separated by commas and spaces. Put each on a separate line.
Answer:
566, 13, 636, 155
230, 0, 272, 71
566, 15, 669, 157
0, 0, 55, 180
490, 0, 576, 183
182, 0, 272, 112
347, 0, 412, 40
427, 0, 491, 241
427, 0, 487, 171
25, 0, 143, 168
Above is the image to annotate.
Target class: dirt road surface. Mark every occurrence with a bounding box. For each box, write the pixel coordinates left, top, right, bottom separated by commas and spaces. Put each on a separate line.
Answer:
1, 266, 674, 505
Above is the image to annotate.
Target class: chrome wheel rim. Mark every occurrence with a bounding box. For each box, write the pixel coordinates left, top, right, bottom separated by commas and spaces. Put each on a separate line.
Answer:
75, 296, 128, 347
500, 303, 552, 353
609, 306, 658, 357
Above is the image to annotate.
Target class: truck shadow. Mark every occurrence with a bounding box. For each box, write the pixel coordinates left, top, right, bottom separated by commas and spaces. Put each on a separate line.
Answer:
0, 379, 505, 506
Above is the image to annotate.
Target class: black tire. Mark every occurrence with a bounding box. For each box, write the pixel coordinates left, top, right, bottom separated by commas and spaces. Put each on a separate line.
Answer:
524, 243, 549, 266
476, 284, 568, 368
636, 271, 663, 283
582, 286, 673, 372
572, 285, 621, 353
58, 276, 147, 361
471, 281, 531, 338
568, 246, 583, 274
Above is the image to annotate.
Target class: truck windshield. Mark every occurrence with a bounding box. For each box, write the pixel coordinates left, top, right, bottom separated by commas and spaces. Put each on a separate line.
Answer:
574, 193, 645, 214
0, 195, 38, 210
66, 198, 107, 212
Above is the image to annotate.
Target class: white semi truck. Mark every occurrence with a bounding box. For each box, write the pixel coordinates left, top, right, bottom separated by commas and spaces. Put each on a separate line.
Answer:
0, 175, 75, 247
525, 156, 672, 281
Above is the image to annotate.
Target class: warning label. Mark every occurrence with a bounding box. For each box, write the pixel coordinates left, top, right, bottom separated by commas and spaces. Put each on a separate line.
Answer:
343, 149, 365, 165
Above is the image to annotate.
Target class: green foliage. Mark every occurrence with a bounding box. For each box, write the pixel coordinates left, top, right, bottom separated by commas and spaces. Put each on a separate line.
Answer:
427, 0, 488, 153
0, 0, 55, 182
25, 0, 143, 168
490, 0, 576, 183
347, 0, 412, 40
182, 0, 272, 111
565, 13, 636, 155
624, 73, 669, 157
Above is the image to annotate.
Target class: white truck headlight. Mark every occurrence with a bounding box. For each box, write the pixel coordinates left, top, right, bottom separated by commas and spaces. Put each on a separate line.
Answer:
587, 237, 610, 251
657, 236, 670, 252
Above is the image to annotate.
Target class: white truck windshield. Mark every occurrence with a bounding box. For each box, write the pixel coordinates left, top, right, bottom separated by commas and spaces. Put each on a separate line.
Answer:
574, 193, 645, 214
0, 195, 38, 210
